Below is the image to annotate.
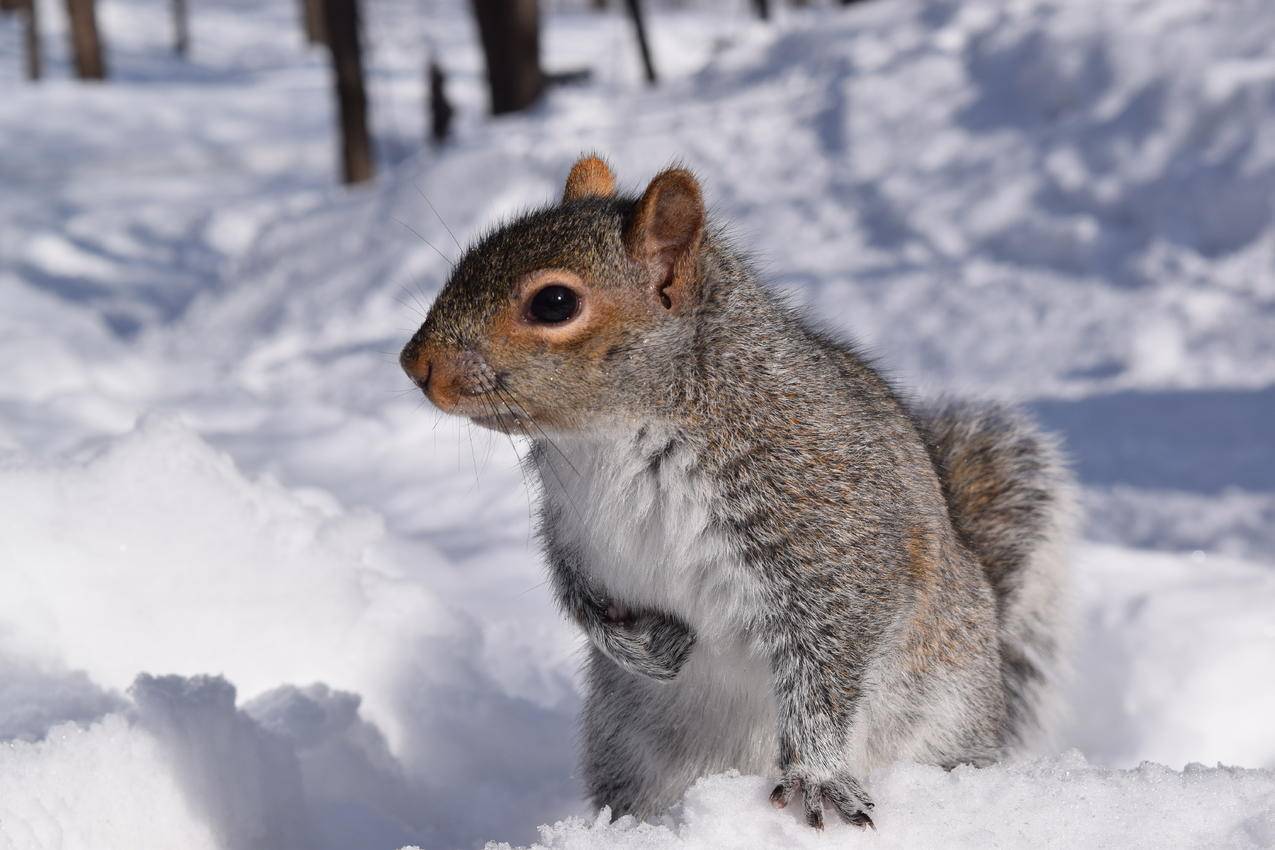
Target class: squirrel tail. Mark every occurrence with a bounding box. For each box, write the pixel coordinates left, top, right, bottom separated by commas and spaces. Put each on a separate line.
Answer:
917, 401, 1078, 752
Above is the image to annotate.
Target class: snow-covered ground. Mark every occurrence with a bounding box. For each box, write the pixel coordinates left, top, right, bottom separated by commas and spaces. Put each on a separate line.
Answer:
2, 0, 1274, 848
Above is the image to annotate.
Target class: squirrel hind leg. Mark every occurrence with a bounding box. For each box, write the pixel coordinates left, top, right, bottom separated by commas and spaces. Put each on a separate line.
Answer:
915, 400, 1078, 752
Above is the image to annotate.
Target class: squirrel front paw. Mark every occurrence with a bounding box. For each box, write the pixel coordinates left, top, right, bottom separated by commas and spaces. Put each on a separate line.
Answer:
596, 606, 696, 682
770, 768, 874, 830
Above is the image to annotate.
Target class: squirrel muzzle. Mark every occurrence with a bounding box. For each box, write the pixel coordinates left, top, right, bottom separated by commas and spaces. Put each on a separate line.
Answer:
401, 341, 478, 416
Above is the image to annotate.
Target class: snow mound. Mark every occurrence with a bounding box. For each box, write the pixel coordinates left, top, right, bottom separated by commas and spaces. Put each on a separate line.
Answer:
483, 761, 1275, 850
0, 672, 423, 850
0, 714, 218, 850
0, 415, 448, 736
0, 418, 581, 847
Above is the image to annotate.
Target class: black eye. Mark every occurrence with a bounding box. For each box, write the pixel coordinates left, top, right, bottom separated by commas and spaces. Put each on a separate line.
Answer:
527, 285, 579, 324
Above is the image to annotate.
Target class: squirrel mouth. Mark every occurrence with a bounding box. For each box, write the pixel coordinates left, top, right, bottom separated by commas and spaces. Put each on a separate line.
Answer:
467, 411, 527, 435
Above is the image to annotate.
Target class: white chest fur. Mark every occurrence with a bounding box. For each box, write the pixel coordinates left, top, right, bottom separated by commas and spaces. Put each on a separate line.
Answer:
538, 424, 780, 783
537, 424, 763, 650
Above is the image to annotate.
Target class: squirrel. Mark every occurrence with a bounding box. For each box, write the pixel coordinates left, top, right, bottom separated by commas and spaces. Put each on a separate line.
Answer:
400, 155, 1074, 829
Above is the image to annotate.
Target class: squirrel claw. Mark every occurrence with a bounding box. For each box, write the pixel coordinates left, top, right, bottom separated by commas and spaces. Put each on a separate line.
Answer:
769, 779, 796, 809
847, 810, 875, 829
774, 769, 873, 830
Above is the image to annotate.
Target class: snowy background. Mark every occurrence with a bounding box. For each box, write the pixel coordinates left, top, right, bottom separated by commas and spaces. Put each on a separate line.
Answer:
2, 0, 1274, 848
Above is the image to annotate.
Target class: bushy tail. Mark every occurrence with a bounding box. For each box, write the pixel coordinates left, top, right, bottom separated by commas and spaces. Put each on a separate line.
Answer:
916, 401, 1076, 751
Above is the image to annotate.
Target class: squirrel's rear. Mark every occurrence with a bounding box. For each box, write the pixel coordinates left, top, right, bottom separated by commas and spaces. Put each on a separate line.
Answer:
917, 401, 1075, 750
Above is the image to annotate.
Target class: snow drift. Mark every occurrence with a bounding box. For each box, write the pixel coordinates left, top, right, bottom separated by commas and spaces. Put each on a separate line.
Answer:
482, 763, 1275, 850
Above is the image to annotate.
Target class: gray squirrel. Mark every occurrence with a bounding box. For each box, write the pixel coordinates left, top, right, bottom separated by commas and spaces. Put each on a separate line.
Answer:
400, 156, 1074, 829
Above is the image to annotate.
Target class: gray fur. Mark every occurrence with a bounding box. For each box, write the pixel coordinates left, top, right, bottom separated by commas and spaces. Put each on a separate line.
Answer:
401, 172, 1075, 828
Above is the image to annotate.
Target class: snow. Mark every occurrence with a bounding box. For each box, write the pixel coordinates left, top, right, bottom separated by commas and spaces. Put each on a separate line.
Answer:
484, 762, 1275, 850
2, 0, 1274, 848
0, 715, 219, 850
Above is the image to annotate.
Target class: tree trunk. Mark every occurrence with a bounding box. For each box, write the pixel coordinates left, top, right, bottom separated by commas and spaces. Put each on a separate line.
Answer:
623, 0, 656, 86
23, 0, 42, 80
172, 0, 189, 56
470, 0, 544, 115
300, 0, 326, 44
427, 59, 454, 145
65, 0, 106, 80
752, 0, 770, 20
322, 0, 374, 184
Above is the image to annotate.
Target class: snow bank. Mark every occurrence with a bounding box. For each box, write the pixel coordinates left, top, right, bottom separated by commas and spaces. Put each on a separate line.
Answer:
0, 415, 444, 734
0, 418, 582, 847
0, 714, 218, 850
481, 760, 1275, 850
0, 673, 420, 850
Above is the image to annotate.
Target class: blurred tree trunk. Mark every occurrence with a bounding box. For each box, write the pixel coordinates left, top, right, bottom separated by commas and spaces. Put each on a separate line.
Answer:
172, 0, 189, 56
322, 0, 374, 184
65, 0, 106, 80
427, 59, 454, 145
752, 0, 770, 20
623, 0, 656, 85
23, 0, 42, 80
300, 0, 326, 44
470, 0, 544, 115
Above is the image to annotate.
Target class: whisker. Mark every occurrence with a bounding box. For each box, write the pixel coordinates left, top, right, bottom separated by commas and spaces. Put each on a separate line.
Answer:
393, 216, 455, 266
392, 294, 428, 317
396, 285, 430, 318
493, 381, 581, 478
415, 177, 464, 252
517, 578, 550, 598
465, 417, 481, 490
488, 393, 538, 541
490, 385, 585, 525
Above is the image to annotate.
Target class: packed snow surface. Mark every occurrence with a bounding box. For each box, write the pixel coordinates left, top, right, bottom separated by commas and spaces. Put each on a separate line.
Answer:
2, 0, 1274, 848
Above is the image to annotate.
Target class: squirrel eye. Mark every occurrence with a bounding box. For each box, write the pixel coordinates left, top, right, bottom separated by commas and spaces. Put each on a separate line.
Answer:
527, 285, 579, 324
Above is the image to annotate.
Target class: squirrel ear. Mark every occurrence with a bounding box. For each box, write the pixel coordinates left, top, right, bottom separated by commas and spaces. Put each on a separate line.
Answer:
624, 168, 705, 311
563, 155, 616, 202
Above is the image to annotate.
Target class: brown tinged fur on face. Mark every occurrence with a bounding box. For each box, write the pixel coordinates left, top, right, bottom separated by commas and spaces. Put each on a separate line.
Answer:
401, 159, 714, 434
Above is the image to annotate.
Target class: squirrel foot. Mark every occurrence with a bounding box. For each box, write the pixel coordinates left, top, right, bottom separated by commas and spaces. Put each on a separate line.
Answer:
770, 769, 874, 830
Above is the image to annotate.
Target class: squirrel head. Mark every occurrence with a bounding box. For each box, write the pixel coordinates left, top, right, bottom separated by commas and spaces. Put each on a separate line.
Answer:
401, 155, 708, 435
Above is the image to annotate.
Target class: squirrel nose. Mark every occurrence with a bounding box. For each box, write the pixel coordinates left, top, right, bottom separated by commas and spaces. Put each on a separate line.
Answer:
401, 343, 464, 412
400, 343, 432, 393
411, 361, 432, 394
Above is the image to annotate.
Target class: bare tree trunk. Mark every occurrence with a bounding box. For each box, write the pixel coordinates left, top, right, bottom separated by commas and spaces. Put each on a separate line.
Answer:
470, 0, 544, 115
172, 0, 189, 56
322, 0, 373, 184
752, 0, 770, 20
427, 59, 454, 145
623, 0, 656, 86
23, 0, 42, 80
300, 0, 326, 44
65, 0, 106, 80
